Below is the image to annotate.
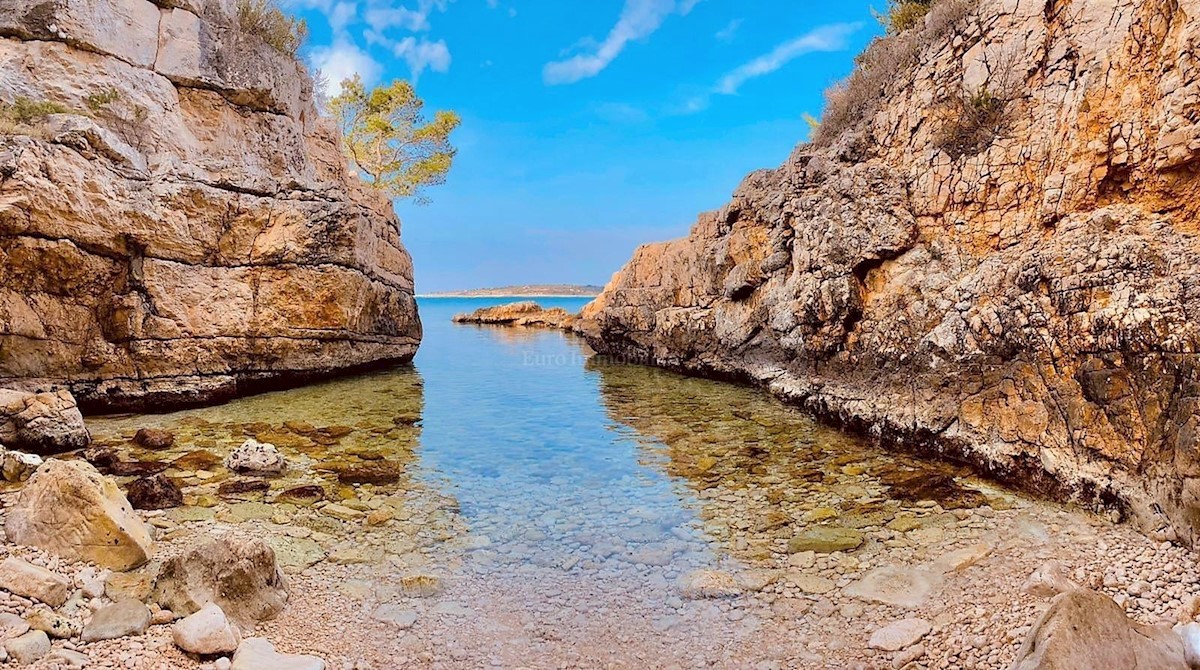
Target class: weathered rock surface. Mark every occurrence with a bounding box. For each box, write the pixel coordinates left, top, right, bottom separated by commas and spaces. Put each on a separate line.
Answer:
4, 460, 153, 570
0, 558, 70, 607
225, 439, 286, 475
81, 599, 151, 642
230, 638, 324, 670
869, 618, 932, 651
3, 629, 50, 665
0, 390, 89, 453
580, 0, 1200, 541
453, 301, 578, 330
125, 473, 184, 510
1011, 589, 1187, 669
0, 446, 41, 482
0, 0, 421, 413
153, 537, 288, 627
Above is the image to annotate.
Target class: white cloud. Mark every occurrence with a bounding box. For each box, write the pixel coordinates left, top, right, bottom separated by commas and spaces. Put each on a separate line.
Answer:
328, 1, 357, 32
715, 23, 861, 95
543, 0, 696, 85
714, 18, 741, 42
362, 0, 450, 32
310, 40, 383, 96
391, 36, 452, 82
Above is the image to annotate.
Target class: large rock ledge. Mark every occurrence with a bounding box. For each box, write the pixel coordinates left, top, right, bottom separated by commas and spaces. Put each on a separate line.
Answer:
0, 0, 421, 411
579, 0, 1200, 543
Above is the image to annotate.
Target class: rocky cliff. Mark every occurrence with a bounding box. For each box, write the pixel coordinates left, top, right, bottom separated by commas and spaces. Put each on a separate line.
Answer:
0, 0, 421, 412
580, 0, 1200, 541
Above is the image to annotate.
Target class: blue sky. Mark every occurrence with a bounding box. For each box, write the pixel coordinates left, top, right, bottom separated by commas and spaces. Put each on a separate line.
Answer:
289, 0, 881, 292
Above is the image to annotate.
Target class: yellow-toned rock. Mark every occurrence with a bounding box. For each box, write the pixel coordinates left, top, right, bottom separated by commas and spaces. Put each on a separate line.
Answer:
4, 460, 153, 570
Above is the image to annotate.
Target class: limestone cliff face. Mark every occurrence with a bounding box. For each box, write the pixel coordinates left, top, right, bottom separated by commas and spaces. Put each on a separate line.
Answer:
581, 0, 1200, 541
0, 0, 421, 411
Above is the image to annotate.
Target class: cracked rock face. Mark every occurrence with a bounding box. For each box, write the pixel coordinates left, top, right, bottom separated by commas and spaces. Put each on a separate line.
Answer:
0, 0, 421, 412
580, 0, 1200, 541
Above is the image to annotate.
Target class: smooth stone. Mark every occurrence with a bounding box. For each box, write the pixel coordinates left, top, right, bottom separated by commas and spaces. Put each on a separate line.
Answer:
0, 613, 30, 641
82, 599, 151, 642
372, 605, 417, 629
787, 527, 864, 554
133, 428, 175, 450
173, 604, 241, 655
46, 649, 90, 668
4, 630, 50, 665
868, 618, 932, 651
1021, 560, 1079, 598
929, 543, 993, 573
266, 536, 326, 571
845, 566, 943, 609
225, 439, 286, 475
0, 558, 71, 607
231, 638, 325, 670
790, 574, 837, 595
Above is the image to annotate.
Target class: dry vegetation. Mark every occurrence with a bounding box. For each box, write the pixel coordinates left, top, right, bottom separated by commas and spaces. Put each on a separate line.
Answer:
813, 0, 977, 145
0, 97, 71, 138
235, 0, 308, 58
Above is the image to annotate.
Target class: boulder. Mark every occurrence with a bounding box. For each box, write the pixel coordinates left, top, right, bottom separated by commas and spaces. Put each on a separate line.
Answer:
133, 428, 175, 450
126, 474, 184, 510
231, 638, 325, 670
172, 604, 241, 655
26, 609, 77, 639
0, 390, 89, 454
4, 460, 153, 570
0, 448, 43, 482
0, 558, 71, 607
1011, 589, 1187, 670
153, 537, 289, 626
225, 440, 286, 475
81, 599, 151, 642
3, 630, 50, 665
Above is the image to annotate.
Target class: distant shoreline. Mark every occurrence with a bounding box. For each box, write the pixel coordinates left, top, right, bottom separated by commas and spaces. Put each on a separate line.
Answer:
417, 294, 598, 299
419, 284, 603, 299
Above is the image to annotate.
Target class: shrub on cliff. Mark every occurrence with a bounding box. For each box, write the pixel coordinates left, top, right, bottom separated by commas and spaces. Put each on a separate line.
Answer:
235, 0, 308, 58
329, 76, 461, 203
814, 0, 975, 145
0, 97, 71, 138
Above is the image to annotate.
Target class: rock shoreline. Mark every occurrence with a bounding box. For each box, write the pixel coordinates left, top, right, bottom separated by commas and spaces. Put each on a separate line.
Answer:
578, 0, 1200, 543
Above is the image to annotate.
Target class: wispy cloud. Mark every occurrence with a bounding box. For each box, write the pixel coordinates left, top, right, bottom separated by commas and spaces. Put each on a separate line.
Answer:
310, 39, 383, 96
714, 18, 741, 42
543, 0, 700, 85
716, 22, 860, 95
392, 36, 453, 82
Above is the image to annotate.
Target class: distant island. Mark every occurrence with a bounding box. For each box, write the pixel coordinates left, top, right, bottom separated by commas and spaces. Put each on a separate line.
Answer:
421, 284, 604, 297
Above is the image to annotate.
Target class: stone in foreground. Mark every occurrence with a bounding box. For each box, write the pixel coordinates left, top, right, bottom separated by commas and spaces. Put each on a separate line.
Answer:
173, 604, 241, 655
0, 557, 71, 607
0, 390, 89, 454
1011, 589, 1187, 670
3, 630, 51, 665
869, 618, 932, 651
153, 537, 289, 627
4, 460, 153, 570
231, 638, 325, 670
81, 599, 151, 642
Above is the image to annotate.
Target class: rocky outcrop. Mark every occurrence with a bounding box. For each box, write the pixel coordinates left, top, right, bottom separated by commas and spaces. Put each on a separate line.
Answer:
0, 0, 421, 412
1011, 589, 1187, 669
4, 459, 154, 570
0, 389, 89, 453
453, 301, 578, 330
581, 0, 1200, 541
